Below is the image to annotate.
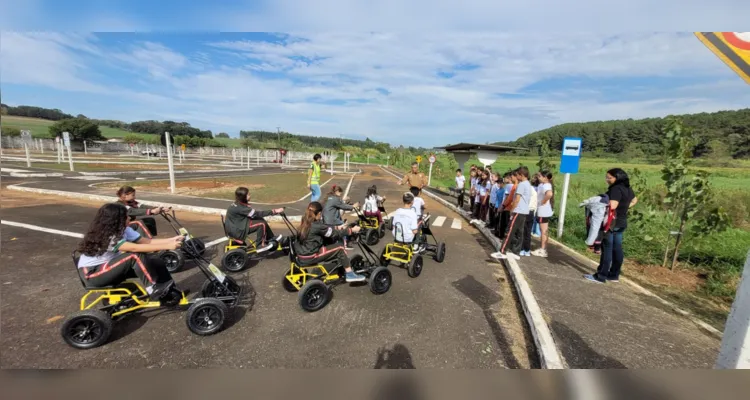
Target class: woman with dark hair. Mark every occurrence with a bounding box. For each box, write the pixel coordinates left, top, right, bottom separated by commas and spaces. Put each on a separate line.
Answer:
584, 168, 638, 284
363, 185, 386, 224
76, 203, 184, 300
116, 186, 168, 239
296, 202, 365, 282
323, 184, 360, 250
224, 187, 285, 253
532, 170, 554, 258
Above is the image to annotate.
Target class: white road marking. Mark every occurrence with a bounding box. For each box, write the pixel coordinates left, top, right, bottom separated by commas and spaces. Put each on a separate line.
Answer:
67, 176, 122, 181
3, 220, 228, 249
1, 168, 33, 173
432, 216, 446, 227
1, 220, 83, 239
451, 218, 462, 230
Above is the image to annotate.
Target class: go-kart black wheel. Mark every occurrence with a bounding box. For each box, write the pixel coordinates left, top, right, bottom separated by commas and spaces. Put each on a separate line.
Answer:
186, 298, 228, 336
369, 267, 392, 295
283, 266, 303, 292
350, 254, 368, 274
222, 248, 248, 273
435, 242, 446, 263
61, 309, 113, 350
201, 276, 241, 300
298, 280, 329, 312
160, 250, 185, 273
378, 223, 386, 238
384, 218, 393, 231
365, 229, 380, 246
379, 247, 391, 267
407, 254, 424, 278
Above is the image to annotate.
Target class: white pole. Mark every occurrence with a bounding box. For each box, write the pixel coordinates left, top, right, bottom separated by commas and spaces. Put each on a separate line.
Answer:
24, 143, 31, 167
428, 162, 433, 186
146, 144, 150, 160
256, 149, 260, 166
247, 147, 250, 169
367, 154, 370, 164
40, 139, 44, 154
67, 143, 74, 172
716, 250, 750, 369
557, 173, 571, 239
164, 132, 176, 194
233, 148, 236, 161
83, 140, 87, 154
57, 141, 61, 163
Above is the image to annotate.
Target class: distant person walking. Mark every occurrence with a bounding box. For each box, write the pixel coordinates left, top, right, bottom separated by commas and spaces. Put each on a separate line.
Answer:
308, 153, 323, 202
585, 168, 638, 284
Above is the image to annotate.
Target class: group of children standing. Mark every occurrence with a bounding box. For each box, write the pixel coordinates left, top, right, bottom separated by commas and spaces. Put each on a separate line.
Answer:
455, 165, 554, 261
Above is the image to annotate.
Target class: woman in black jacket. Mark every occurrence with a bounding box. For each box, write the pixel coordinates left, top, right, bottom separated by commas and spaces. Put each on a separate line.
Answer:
224, 187, 285, 253
296, 202, 365, 282
585, 168, 638, 284
116, 185, 167, 239
323, 185, 360, 249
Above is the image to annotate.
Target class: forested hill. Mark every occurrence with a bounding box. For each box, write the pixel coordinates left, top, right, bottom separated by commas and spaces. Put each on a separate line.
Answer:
509, 108, 750, 159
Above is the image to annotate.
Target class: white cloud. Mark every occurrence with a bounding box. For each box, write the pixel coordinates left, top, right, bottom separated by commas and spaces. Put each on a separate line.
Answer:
1, 31, 749, 146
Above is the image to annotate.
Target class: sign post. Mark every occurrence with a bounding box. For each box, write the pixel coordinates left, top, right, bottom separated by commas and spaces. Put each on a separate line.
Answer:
716, 250, 750, 369
21, 130, 32, 167
39, 138, 44, 154
55, 136, 61, 163
428, 154, 436, 186
557, 137, 583, 239
181, 144, 186, 164
247, 147, 251, 169
162, 132, 176, 194
695, 32, 750, 84
63, 131, 74, 172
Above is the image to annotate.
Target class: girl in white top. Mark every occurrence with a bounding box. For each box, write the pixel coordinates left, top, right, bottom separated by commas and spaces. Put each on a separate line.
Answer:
363, 185, 386, 224
533, 171, 555, 257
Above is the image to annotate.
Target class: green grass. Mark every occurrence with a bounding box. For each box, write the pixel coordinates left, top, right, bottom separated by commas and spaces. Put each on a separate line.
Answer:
1, 116, 134, 138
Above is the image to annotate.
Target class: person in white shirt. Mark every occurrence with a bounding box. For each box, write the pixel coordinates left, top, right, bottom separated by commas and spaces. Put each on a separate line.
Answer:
532, 171, 555, 258
409, 187, 426, 220
390, 192, 421, 250
363, 185, 386, 224
520, 176, 539, 257
493, 167, 531, 260
455, 169, 466, 209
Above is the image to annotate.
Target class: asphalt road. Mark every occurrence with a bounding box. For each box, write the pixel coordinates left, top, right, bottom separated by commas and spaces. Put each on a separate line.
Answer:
0, 169, 535, 368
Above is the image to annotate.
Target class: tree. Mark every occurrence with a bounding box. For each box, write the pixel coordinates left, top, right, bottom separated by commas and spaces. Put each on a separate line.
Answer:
535, 137, 556, 172
657, 118, 730, 270
48, 118, 103, 141
216, 132, 230, 138
123, 134, 144, 144
3, 127, 21, 136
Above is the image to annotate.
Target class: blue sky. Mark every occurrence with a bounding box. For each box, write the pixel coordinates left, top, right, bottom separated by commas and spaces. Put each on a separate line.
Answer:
2, 1, 750, 147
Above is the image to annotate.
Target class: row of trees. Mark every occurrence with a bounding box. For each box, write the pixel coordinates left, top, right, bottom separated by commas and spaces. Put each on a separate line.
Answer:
1, 104, 74, 120
239, 130, 392, 153
510, 108, 750, 159
122, 134, 226, 148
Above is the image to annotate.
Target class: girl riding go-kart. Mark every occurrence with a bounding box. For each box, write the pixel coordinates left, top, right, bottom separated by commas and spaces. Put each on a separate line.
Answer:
76, 203, 185, 303
224, 186, 285, 253
116, 185, 170, 239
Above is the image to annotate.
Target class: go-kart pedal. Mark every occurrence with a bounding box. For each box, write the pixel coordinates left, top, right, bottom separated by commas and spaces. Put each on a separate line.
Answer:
149, 280, 176, 301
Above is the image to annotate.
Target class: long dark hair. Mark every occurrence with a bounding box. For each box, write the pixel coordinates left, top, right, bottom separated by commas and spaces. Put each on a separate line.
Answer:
367, 185, 378, 199
607, 168, 630, 188
539, 170, 555, 208
116, 185, 135, 198
78, 203, 129, 256
327, 184, 343, 198
234, 187, 249, 203
298, 202, 323, 241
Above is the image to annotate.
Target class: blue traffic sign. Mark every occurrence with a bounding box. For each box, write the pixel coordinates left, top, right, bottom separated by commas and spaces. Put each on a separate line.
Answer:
559, 137, 582, 174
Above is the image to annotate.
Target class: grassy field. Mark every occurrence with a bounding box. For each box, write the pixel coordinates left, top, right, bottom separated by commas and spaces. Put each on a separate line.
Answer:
392, 154, 750, 328
1, 116, 135, 138
99, 171, 332, 203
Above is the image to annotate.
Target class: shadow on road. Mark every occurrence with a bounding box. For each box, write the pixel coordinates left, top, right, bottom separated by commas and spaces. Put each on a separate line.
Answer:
451, 274, 522, 369
371, 343, 424, 400
550, 320, 627, 369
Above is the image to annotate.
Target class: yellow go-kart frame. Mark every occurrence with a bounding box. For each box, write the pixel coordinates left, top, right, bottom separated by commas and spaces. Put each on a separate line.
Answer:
379, 214, 446, 278
278, 214, 392, 313
62, 239, 242, 350
220, 214, 288, 273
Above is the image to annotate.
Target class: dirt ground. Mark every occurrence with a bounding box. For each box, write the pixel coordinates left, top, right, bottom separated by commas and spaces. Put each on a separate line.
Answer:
97, 172, 333, 203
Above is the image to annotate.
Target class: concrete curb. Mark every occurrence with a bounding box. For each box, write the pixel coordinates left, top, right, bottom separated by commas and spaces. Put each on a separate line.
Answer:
547, 237, 724, 339
8, 172, 65, 177
378, 166, 566, 369
6, 183, 302, 222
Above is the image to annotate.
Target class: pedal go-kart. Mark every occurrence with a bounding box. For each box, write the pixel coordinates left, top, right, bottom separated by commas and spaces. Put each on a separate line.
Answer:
379, 214, 446, 278
353, 204, 391, 246
280, 214, 392, 312
61, 236, 241, 350
220, 209, 289, 273
128, 209, 206, 273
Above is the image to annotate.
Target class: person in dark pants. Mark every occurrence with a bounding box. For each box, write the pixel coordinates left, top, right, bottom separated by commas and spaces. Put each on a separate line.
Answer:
224, 187, 285, 253
492, 167, 531, 260
521, 175, 539, 256
294, 201, 365, 282
585, 168, 638, 284
455, 169, 466, 209
116, 185, 168, 239
496, 172, 515, 239
76, 203, 185, 301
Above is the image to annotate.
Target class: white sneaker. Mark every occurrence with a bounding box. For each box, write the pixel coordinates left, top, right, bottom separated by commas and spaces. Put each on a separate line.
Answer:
506, 252, 521, 261
532, 249, 548, 258
490, 251, 507, 259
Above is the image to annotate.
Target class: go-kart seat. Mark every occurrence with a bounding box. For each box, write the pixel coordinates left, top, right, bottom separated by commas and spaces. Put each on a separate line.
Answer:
221, 214, 248, 246
71, 250, 132, 290
289, 239, 339, 270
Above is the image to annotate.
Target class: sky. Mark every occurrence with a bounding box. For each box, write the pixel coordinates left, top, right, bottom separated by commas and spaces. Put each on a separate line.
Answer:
1, 1, 750, 147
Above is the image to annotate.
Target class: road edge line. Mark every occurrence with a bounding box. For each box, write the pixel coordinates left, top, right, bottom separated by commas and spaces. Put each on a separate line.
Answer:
6, 183, 302, 223
378, 165, 566, 369
1, 220, 84, 238
547, 236, 723, 339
